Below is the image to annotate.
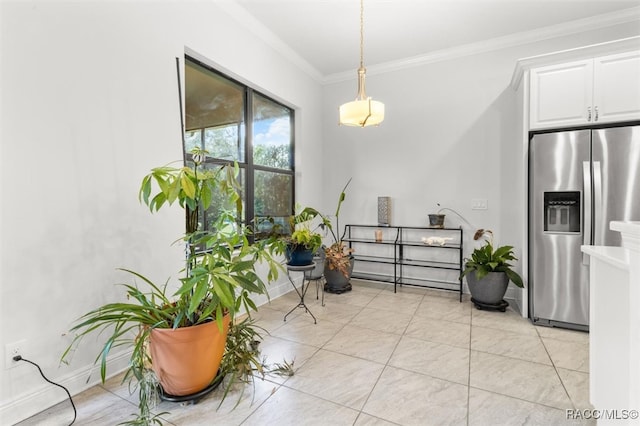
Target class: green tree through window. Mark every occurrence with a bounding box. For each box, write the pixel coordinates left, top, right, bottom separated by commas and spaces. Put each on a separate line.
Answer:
184, 57, 294, 241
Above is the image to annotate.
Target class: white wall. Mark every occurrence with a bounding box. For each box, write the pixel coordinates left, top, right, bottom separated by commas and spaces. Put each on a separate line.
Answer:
321, 21, 640, 302
0, 2, 322, 423
2, 1, 639, 422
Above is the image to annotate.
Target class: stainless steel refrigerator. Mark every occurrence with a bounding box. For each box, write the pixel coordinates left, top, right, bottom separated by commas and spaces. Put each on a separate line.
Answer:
529, 125, 640, 330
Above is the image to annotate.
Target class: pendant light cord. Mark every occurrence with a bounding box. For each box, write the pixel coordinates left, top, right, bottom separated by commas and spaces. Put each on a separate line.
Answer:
359, 0, 364, 69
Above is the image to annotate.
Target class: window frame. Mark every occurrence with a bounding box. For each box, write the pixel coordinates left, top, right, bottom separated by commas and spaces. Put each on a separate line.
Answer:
184, 55, 295, 243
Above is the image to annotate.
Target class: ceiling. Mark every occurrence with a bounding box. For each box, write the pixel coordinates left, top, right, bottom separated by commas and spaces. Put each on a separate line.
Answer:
230, 0, 640, 81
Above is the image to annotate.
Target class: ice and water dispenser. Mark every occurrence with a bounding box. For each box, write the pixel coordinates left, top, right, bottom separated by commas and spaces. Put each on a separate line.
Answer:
544, 191, 580, 233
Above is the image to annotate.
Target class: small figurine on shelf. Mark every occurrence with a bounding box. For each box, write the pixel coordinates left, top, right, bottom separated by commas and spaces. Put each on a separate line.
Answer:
421, 236, 453, 246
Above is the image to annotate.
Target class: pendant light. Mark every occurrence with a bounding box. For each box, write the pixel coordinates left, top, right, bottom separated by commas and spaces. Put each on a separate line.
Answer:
339, 0, 385, 127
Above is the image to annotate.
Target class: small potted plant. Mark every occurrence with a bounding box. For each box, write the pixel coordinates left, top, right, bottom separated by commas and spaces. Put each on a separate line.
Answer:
283, 206, 323, 266
269, 180, 353, 291
428, 203, 446, 228
461, 229, 524, 311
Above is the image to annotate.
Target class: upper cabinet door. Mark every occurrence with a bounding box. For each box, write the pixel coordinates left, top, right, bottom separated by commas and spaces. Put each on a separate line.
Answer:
530, 60, 593, 130
593, 51, 640, 125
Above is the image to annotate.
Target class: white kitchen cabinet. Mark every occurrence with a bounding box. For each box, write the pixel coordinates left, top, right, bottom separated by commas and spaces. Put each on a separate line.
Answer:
530, 59, 593, 129
594, 51, 640, 124
530, 51, 640, 130
581, 221, 640, 425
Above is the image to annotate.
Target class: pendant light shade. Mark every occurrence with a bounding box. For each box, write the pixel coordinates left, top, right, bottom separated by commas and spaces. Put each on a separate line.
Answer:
339, 98, 385, 127
339, 0, 384, 127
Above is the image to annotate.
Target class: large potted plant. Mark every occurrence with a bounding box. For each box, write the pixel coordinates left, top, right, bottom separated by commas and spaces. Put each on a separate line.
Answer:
62, 149, 282, 423
319, 179, 354, 294
461, 229, 524, 311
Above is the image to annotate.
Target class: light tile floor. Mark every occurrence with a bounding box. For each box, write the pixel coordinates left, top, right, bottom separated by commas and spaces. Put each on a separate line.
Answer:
19, 280, 594, 426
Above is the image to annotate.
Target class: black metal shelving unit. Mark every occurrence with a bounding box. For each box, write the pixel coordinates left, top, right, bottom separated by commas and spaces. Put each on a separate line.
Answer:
344, 224, 464, 301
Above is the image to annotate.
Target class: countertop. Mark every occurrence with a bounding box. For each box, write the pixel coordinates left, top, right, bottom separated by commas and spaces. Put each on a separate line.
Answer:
581, 245, 631, 271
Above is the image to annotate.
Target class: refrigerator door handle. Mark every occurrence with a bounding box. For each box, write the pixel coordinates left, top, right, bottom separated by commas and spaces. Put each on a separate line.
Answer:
583, 161, 592, 265
593, 161, 603, 245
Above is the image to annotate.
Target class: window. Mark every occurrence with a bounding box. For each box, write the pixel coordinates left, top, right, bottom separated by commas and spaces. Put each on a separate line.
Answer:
184, 57, 294, 240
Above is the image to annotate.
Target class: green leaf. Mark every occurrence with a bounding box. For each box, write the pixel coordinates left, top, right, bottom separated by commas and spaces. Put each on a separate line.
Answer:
154, 174, 170, 196
150, 192, 167, 212
334, 177, 352, 217
475, 268, 489, 280
213, 276, 236, 308
505, 269, 524, 288
231, 260, 254, 273
180, 173, 196, 199
201, 183, 212, 210
139, 176, 152, 206
166, 175, 181, 204
188, 278, 209, 314
494, 245, 515, 260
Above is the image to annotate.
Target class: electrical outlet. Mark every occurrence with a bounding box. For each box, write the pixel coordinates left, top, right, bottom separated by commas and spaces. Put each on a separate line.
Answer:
5, 340, 26, 369
471, 198, 488, 210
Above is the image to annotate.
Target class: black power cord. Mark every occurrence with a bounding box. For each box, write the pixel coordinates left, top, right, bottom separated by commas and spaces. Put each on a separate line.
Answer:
13, 355, 77, 425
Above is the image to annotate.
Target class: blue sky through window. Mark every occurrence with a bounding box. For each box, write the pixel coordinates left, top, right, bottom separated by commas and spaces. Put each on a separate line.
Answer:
254, 117, 290, 146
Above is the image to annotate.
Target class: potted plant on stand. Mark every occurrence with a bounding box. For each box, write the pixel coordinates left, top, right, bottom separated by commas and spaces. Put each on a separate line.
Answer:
320, 179, 354, 294
284, 206, 323, 266
62, 149, 282, 424
461, 229, 524, 311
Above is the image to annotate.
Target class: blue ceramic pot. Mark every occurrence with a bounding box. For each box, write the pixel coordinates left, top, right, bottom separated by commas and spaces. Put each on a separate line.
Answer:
286, 244, 314, 266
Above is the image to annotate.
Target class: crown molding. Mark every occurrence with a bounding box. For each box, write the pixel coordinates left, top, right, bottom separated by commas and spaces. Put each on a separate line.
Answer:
217, 2, 639, 87
324, 6, 640, 85
510, 35, 640, 90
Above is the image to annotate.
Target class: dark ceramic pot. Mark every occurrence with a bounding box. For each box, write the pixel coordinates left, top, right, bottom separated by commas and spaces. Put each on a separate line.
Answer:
466, 271, 509, 304
324, 256, 354, 293
428, 214, 445, 228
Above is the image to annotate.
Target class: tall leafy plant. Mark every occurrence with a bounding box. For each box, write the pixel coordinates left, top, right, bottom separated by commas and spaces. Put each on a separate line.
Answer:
62, 149, 282, 424
319, 178, 353, 277
137, 149, 280, 324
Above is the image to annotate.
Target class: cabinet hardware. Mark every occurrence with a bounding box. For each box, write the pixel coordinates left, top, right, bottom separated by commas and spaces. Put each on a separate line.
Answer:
595, 106, 599, 121
587, 107, 592, 121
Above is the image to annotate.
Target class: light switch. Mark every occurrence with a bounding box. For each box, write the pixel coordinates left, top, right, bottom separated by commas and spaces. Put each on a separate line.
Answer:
472, 198, 488, 210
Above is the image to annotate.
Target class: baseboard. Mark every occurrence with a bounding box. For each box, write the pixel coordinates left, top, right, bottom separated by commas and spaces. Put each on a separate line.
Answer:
0, 350, 131, 425
503, 297, 521, 314
253, 278, 295, 308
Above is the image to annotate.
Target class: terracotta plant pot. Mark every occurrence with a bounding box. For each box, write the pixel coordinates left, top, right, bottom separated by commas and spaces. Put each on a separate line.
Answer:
149, 314, 230, 396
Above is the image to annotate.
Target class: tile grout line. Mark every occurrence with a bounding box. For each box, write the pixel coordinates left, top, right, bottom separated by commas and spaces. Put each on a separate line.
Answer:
240, 291, 356, 425
349, 284, 397, 425
237, 377, 285, 425
350, 289, 426, 426
468, 309, 579, 417
536, 326, 579, 411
